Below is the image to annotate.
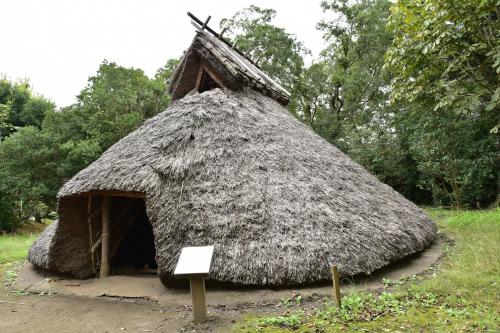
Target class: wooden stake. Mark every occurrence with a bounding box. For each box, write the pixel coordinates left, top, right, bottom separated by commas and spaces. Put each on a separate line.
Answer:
100, 195, 111, 278
331, 265, 341, 308
189, 277, 207, 323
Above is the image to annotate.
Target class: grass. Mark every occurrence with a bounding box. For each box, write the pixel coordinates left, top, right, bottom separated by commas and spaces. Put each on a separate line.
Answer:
234, 208, 500, 332
0, 221, 49, 287
0, 222, 48, 265
0, 233, 38, 265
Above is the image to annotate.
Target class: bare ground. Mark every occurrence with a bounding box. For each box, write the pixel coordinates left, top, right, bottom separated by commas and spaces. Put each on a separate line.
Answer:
0, 237, 445, 333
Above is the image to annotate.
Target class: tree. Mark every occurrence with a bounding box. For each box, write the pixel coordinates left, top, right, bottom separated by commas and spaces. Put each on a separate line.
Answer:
220, 2, 430, 203
220, 6, 309, 92
76, 60, 172, 149
0, 59, 179, 231
18, 96, 55, 128
386, 0, 500, 208
0, 127, 62, 224
0, 78, 55, 139
155, 58, 180, 86
313, 0, 394, 143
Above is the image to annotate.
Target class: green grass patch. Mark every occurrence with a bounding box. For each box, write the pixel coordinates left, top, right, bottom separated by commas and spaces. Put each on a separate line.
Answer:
0, 221, 49, 266
0, 233, 38, 265
1, 221, 49, 289
235, 209, 500, 332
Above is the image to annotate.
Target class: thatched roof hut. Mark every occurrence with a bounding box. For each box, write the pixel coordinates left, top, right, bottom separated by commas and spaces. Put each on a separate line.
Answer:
28, 17, 436, 287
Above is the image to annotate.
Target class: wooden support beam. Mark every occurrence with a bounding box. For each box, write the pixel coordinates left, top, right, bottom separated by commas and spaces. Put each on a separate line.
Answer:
202, 64, 226, 89
190, 277, 207, 323
219, 27, 227, 38
87, 195, 95, 274
74, 190, 145, 199
91, 235, 102, 254
100, 195, 111, 278
331, 265, 341, 308
187, 12, 262, 69
195, 63, 204, 91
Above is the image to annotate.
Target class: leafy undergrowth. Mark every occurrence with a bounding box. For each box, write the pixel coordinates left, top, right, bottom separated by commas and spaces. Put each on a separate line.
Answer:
234, 209, 500, 332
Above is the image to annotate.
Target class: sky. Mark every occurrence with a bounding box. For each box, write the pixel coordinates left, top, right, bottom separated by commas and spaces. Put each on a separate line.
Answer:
0, 0, 330, 107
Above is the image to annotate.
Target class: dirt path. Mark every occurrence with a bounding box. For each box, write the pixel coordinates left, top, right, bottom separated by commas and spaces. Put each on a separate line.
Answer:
0, 286, 248, 333
0, 237, 445, 332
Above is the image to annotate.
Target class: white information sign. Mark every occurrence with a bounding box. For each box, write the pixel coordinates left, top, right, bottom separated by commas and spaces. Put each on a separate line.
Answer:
174, 246, 215, 278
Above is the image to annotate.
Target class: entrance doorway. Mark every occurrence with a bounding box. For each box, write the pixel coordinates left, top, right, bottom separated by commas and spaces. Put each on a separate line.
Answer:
111, 199, 157, 274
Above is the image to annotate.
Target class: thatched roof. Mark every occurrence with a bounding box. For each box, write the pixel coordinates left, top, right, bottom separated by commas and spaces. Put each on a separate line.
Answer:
169, 26, 291, 105
29, 89, 436, 286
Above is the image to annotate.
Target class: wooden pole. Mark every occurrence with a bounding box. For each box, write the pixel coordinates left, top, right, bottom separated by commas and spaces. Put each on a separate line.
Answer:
201, 15, 211, 30
87, 195, 95, 274
331, 265, 341, 308
186, 12, 261, 69
100, 195, 111, 278
189, 277, 207, 323
195, 64, 204, 91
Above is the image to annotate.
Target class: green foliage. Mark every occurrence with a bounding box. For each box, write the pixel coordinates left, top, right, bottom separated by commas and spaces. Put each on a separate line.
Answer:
219, 2, 431, 204
18, 96, 55, 128
300, 0, 431, 203
0, 127, 62, 225
386, 0, 500, 208
254, 313, 303, 330
0, 78, 54, 139
220, 6, 309, 91
0, 191, 17, 232
281, 294, 303, 307
0, 59, 178, 232
236, 209, 500, 332
312, 0, 393, 141
406, 110, 497, 208
76, 60, 172, 150
386, 0, 500, 115
2, 0, 498, 233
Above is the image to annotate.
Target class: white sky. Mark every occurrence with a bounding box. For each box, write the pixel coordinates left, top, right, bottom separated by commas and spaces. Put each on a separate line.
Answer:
0, 0, 330, 107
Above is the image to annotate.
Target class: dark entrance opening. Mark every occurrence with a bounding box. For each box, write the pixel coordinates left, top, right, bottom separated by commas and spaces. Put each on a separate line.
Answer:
112, 199, 157, 273
198, 70, 220, 93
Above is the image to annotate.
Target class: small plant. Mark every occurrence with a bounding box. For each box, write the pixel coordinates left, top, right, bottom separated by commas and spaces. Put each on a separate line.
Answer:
281, 294, 303, 307
382, 277, 403, 288
255, 313, 303, 330
4, 265, 18, 287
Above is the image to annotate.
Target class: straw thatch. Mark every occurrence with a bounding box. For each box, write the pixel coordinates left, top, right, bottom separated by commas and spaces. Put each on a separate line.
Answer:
169, 28, 291, 105
29, 88, 436, 286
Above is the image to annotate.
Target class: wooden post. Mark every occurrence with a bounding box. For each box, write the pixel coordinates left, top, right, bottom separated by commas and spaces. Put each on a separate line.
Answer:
189, 277, 207, 323
87, 195, 95, 274
195, 63, 204, 91
331, 265, 341, 308
201, 15, 211, 30
100, 195, 111, 278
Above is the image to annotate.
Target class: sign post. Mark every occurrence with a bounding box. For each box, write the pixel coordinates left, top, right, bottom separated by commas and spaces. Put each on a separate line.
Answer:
174, 246, 214, 323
